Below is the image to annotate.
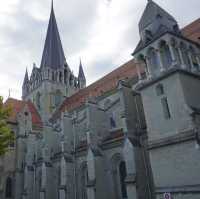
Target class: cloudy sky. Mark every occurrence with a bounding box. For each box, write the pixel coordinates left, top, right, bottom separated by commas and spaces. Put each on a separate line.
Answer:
0, 0, 199, 100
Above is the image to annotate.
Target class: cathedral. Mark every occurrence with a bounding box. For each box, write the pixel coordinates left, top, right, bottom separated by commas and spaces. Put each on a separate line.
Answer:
1, 1, 200, 199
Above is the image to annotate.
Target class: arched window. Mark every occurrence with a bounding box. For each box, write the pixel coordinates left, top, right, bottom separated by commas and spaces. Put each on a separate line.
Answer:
54, 90, 62, 107
64, 69, 67, 84
148, 48, 159, 76
160, 41, 172, 69
36, 92, 41, 109
80, 163, 88, 199
5, 177, 12, 198
119, 161, 128, 199
59, 72, 63, 82
111, 154, 127, 199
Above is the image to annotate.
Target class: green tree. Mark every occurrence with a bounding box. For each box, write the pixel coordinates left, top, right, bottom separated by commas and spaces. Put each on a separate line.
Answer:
0, 96, 14, 155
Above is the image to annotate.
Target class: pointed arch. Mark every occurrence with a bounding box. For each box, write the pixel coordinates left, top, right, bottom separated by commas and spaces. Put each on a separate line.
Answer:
159, 40, 172, 69
111, 153, 127, 199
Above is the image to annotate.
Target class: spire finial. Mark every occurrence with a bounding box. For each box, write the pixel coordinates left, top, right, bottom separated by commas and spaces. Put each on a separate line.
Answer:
51, 0, 54, 10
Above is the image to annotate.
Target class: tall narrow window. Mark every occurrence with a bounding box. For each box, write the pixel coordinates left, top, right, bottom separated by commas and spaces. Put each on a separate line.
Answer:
119, 161, 127, 199
36, 92, 41, 110
5, 177, 12, 198
161, 97, 171, 119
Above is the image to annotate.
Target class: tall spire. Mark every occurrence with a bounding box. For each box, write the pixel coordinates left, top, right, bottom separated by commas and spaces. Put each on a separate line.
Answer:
23, 68, 29, 85
78, 59, 86, 88
40, 1, 66, 69
78, 59, 86, 80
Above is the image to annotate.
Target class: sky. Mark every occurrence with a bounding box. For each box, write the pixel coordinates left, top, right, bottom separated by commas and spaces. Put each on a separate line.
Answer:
0, 0, 199, 100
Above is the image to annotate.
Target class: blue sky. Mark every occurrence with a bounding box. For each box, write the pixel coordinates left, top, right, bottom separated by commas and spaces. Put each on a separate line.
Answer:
0, 0, 199, 99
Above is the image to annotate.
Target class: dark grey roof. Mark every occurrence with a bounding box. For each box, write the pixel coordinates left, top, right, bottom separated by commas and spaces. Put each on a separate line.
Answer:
78, 60, 86, 80
139, 0, 177, 32
40, 3, 66, 69
133, 24, 171, 55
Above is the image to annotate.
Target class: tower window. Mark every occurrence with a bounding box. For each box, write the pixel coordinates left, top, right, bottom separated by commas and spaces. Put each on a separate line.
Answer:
161, 97, 171, 119
110, 116, 116, 129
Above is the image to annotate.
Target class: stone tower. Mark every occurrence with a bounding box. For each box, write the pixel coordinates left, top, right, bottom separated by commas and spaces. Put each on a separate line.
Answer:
133, 1, 200, 198
22, 3, 86, 122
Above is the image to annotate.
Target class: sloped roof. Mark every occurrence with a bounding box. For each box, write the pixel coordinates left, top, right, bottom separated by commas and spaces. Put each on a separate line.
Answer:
139, 0, 176, 32
40, 3, 66, 69
4, 98, 43, 129
182, 18, 200, 44
51, 59, 142, 120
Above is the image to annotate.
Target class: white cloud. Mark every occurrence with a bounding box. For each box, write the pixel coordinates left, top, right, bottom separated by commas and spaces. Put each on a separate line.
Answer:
0, 0, 199, 100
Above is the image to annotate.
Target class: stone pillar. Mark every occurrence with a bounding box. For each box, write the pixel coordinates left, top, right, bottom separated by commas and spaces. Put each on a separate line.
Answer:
178, 47, 186, 69
135, 58, 142, 82
168, 43, 177, 66
123, 138, 137, 199
156, 49, 165, 72
188, 53, 195, 72
145, 56, 152, 79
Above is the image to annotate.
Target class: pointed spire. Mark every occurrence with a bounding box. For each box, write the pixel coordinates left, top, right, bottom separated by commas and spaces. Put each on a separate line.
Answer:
40, 1, 66, 69
78, 59, 86, 80
23, 68, 29, 85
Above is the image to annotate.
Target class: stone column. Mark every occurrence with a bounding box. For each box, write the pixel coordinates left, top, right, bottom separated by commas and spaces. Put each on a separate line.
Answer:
156, 49, 165, 72
178, 47, 186, 69
136, 62, 142, 82
188, 53, 195, 72
145, 56, 152, 79
168, 43, 177, 66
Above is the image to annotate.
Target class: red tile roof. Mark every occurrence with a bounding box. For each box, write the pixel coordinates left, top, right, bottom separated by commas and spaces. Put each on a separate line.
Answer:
52, 59, 142, 120
4, 98, 43, 129
182, 18, 200, 44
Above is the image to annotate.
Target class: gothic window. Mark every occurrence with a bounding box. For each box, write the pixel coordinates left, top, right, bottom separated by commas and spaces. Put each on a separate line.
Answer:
160, 41, 172, 69
148, 48, 159, 76
110, 113, 116, 129
54, 90, 62, 107
64, 69, 67, 84
161, 97, 171, 119
156, 84, 164, 96
59, 72, 62, 82
36, 92, 41, 110
5, 177, 12, 198
119, 161, 128, 199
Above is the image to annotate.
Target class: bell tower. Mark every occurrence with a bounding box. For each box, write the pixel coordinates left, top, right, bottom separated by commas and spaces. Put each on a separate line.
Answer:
132, 1, 200, 198
22, 2, 86, 121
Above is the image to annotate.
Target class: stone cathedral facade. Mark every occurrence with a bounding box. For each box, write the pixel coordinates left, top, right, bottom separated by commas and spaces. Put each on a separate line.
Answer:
1, 1, 200, 199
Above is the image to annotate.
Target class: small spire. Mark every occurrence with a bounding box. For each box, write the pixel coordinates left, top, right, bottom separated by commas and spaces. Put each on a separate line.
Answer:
78, 59, 85, 80
23, 68, 29, 85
